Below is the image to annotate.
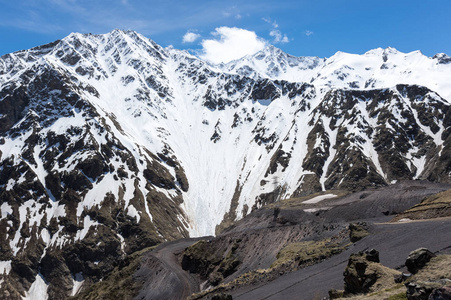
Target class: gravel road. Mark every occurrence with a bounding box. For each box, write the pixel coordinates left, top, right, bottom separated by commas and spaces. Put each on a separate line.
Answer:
134, 237, 212, 300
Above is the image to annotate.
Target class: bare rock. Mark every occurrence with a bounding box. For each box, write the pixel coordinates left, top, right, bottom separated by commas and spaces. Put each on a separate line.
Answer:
428, 286, 451, 300
343, 249, 399, 295
211, 293, 233, 300
344, 252, 378, 294
406, 281, 444, 300
349, 222, 369, 243
365, 248, 380, 263
406, 248, 436, 274
328, 288, 345, 299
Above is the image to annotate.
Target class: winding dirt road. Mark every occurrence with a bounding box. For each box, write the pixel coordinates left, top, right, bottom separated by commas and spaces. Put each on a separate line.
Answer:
134, 237, 212, 300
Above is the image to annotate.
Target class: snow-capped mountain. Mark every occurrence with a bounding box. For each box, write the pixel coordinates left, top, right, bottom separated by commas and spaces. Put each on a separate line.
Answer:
1, 29, 451, 299
224, 45, 451, 100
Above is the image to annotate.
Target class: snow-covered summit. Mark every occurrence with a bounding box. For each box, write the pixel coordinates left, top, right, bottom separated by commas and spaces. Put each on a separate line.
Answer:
220, 44, 451, 100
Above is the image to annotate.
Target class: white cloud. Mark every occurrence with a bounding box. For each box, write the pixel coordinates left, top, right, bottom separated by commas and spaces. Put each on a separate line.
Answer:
200, 27, 266, 64
182, 31, 201, 43
305, 30, 314, 36
263, 17, 289, 44
270, 30, 289, 44
263, 17, 279, 29
223, 6, 242, 20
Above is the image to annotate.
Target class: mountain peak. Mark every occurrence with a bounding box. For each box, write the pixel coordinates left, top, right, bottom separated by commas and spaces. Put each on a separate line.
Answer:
383, 46, 399, 54
363, 47, 400, 57
60, 29, 160, 51
257, 44, 283, 55
364, 47, 385, 56
433, 52, 451, 64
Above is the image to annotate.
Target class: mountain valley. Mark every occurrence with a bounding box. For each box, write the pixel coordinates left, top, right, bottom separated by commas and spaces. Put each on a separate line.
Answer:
0, 29, 451, 299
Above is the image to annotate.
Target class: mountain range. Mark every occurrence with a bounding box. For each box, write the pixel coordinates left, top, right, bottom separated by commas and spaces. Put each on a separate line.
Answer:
0, 29, 451, 299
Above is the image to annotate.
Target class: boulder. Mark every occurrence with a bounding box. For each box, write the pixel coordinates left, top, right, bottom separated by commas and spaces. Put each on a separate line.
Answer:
349, 223, 369, 243
406, 281, 444, 300
211, 293, 233, 300
343, 249, 399, 295
406, 248, 436, 274
428, 286, 451, 300
365, 248, 380, 263
328, 288, 345, 299
394, 272, 413, 283
344, 252, 379, 294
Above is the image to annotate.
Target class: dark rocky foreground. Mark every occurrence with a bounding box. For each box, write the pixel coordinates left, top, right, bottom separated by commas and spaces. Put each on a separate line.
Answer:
73, 180, 451, 299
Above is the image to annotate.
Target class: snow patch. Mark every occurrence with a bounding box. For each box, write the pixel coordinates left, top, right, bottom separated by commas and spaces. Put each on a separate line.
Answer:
23, 273, 48, 300
0, 260, 12, 275
303, 194, 337, 204
398, 218, 411, 223
117, 233, 126, 253
71, 273, 84, 296
0, 202, 12, 219
75, 215, 98, 241
126, 204, 140, 223
303, 207, 331, 213
303, 208, 320, 213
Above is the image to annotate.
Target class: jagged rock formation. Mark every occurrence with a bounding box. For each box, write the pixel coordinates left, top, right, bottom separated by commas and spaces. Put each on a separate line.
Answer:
1, 29, 451, 298
343, 249, 401, 295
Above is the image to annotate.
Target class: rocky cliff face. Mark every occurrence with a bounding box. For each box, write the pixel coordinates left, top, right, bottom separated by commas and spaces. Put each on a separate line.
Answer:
0, 29, 451, 299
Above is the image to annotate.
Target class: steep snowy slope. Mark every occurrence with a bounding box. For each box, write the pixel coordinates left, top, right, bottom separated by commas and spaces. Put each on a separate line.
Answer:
0, 29, 451, 299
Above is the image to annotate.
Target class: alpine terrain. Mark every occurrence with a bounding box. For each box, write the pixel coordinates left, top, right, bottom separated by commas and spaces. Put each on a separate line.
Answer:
0, 29, 451, 299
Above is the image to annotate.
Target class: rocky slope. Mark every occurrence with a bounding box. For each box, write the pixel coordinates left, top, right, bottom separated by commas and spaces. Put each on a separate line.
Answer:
1, 29, 451, 299
392, 187, 451, 221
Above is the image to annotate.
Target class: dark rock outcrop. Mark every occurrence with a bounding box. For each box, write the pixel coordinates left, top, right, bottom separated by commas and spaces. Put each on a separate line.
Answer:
343, 251, 379, 294
406, 248, 436, 274
349, 222, 370, 243
428, 286, 451, 300
406, 280, 451, 300
343, 249, 399, 295
211, 293, 233, 300
364, 248, 380, 263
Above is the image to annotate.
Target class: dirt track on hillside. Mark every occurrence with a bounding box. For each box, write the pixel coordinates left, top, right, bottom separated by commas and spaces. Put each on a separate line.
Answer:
134, 237, 211, 300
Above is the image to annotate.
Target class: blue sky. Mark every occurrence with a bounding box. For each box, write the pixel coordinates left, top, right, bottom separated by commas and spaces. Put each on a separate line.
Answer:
0, 0, 450, 61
